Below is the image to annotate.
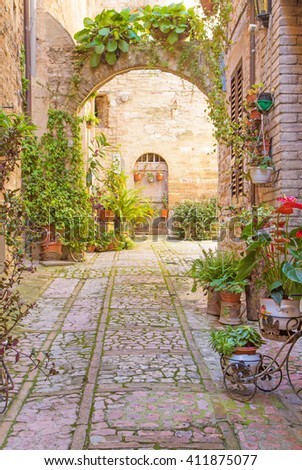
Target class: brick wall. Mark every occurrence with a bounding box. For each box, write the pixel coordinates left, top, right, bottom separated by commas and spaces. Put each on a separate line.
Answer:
220, 0, 302, 215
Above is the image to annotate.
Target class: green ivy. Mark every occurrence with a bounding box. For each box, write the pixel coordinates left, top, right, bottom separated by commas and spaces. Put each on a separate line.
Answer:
74, 2, 234, 144
21, 109, 92, 252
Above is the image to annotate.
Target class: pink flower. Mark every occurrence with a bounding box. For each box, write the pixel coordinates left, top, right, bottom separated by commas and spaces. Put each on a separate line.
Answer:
296, 231, 302, 239
277, 196, 297, 203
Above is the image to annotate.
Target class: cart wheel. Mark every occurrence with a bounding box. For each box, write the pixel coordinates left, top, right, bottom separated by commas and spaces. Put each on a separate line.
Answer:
223, 362, 257, 402
256, 355, 282, 392
286, 333, 302, 401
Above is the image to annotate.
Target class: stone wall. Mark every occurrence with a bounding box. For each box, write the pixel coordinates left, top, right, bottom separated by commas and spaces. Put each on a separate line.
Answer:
0, 0, 24, 114
82, 69, 217, 208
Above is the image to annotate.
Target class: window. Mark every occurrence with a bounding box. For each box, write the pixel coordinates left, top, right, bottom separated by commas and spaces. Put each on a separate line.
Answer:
137, 153, 165, 163
230, 61, 244, 199
95, 94, 109, 127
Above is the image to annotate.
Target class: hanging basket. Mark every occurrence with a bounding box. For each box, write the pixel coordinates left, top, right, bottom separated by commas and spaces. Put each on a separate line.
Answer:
249, 166, 274, 184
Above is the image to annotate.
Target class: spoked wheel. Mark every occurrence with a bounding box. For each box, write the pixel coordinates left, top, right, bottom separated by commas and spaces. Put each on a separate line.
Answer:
223, 362, 257, 402
256, 355, 282, 392
286, 333, 302, 401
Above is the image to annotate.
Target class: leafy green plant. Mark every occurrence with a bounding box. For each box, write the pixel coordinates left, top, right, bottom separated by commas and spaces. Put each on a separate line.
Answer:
172, 198, 217, 240
100, 163, 155, 226
209, 326, 265, 357
236, 196, 302, 304
21, 109, 92, 255
189, 249, 243, 293
74, 8, 142, 66
140, 3, 197, 45
209, 278, 248, 294
83, 112, 99, 127
86, 133, 116, 191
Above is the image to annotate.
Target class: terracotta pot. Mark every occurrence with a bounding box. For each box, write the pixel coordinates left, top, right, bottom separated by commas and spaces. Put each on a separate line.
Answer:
86, 122, 93, 129
220, 291, 241, 303
233, 346, 258, 355
134, 173, 142, 182
250, 109, 262, 120
156, 172, 164, 181
206, 287, 221, 316
86, 245, 96, 253
41, 241, 62, 261
160, 209, 168, 218
246, 93, 257, 105
99, 209, 114, 219
219, 301, 243, 325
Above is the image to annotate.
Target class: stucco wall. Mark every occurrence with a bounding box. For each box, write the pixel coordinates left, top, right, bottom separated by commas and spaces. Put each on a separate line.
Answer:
84, 69, 217, 207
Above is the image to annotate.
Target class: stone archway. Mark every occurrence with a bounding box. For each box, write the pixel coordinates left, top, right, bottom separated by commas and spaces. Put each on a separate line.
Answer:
34, 13, 213, 118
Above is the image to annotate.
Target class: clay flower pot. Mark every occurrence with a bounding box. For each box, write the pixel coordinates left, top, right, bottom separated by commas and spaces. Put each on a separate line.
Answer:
134, 172, 142, 182
156, 172, 164, 181
220, 292, 241, 303
160, 209, 169, 218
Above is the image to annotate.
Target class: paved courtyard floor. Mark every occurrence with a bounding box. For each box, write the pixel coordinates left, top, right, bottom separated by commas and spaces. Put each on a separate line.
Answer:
1, 239, 302, 450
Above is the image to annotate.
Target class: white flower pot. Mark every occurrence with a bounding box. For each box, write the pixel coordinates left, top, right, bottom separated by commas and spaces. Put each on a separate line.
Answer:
259, 298, 302, 340
249, 167, 274, 184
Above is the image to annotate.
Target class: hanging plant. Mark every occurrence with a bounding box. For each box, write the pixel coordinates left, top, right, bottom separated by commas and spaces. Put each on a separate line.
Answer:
139, 3, 197, 45
256, 92, 274, 112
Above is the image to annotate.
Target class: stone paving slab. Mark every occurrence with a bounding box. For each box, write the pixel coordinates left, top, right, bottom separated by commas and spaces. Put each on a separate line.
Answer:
88, 390, 224, 450
1, 240, 302, 451
4, 394, 80, 450
108, 309, 179, 328
104, 328, 187, 351
98, 353, 202, 385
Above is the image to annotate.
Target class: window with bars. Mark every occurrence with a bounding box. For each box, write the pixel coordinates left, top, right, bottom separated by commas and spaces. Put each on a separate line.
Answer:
230, 61, 244, 199
137, 153, 165, 163
95, 95, 109, 127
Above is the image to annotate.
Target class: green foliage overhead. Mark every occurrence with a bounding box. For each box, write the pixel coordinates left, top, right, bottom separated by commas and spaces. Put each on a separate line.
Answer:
74, 8, 142, 66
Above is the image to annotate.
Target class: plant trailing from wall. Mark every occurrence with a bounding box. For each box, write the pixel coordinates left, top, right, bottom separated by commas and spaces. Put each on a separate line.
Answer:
74, 1, 234, 144
20, 45, 29, 109
139, 2, 197, 45
21, 109, 92, 257
0, 110, 57, 410
74, 8, 142, 66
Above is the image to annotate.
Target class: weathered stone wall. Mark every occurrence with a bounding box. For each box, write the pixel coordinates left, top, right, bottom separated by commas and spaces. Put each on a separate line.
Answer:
0, 0, 24, 114
85, 69, 217, 207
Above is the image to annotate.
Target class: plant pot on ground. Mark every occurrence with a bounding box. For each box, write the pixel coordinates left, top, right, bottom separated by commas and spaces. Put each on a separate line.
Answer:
210, 325, 264, 373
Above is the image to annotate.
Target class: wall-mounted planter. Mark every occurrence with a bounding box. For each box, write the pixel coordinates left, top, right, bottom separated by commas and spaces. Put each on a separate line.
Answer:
257, 92, 273, 112
156, 172, 164, 181
134, 172, 142, 182
249, 166, 274, 184
160, 209, 168, 218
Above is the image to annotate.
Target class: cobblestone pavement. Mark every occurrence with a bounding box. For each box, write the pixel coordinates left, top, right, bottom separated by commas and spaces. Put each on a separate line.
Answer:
1, 239, 302, 450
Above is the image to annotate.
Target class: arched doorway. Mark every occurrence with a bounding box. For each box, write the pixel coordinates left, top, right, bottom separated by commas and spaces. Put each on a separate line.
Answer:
134, 153, 168, 213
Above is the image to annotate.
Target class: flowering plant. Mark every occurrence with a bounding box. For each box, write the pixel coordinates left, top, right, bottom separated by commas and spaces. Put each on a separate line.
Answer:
236, 196, 302, 304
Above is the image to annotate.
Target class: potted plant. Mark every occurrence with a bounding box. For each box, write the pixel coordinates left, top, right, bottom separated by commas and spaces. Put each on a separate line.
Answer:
236, 196, 302, 340
244, 82, 264, 107
133, 170, 142, 182
140, 3, 196, 45
146, 171, 155, 183
210, 278, 248, 303
160, 192, 169, 218
156, 171, 164, 181
247, 150, 274, 184
83, 112, 100, 129
209, 325, 264, 373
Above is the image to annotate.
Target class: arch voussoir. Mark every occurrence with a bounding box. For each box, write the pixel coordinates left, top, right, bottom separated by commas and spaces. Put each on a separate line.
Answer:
58, 41, 212, 114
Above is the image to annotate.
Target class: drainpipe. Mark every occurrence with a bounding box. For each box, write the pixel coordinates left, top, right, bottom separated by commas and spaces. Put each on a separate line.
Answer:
24, 0, 32, 116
